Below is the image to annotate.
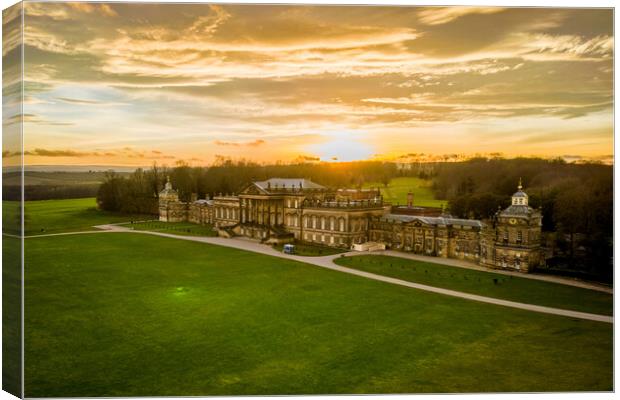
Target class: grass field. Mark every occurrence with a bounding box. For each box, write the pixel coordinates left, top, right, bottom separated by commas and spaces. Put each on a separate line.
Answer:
335, 255, 613, 316
362, 177, 446, 208
3, 236, 22, 397
3, 198, 153, 236
24, 233, 612, 396
4, 170, 131, 186
123, 221, 217, 237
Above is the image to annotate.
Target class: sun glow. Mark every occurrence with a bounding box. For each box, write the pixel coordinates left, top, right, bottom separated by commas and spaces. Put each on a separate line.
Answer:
307, 131, 375, 162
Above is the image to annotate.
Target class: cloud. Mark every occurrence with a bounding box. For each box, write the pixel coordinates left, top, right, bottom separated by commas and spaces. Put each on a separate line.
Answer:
25, 3, 118, 20
68, 3, 118, 17
24, 148, 95, 157
15, 5, 613, 163
214, 139, 266, 147
21, 113, 74, 126
55, 97, 101, 104
417, 7, 505, 26
517, 34, 613, 59
11, 147, 178, 160
54, 96, 130, 106
187, 5, 230, 36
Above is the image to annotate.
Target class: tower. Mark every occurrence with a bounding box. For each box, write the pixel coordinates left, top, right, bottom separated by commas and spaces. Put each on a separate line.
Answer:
407, 190, 414, 208
159, 176, 182, 221
486, 179, 543, 272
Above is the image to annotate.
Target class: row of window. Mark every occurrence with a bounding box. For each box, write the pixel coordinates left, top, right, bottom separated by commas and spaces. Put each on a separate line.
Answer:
216, 207, 238, 220
502, 230, 524, 243
297, 215, 367, 232
304, 233, 344, 245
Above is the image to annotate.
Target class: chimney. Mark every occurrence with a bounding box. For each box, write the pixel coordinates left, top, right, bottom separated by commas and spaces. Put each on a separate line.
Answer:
407, 191, 414, 208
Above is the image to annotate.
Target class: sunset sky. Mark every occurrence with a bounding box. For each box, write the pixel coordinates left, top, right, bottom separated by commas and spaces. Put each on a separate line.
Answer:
7, 3, 614, 166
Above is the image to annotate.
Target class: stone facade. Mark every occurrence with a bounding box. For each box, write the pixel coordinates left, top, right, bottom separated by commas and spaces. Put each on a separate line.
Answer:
369, 214, 482, 262
158, 177, 543, 273
479, 180, 543, 273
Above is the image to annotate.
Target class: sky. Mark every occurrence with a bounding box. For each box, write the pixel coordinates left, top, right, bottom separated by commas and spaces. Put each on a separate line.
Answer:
4, 3, 614, 166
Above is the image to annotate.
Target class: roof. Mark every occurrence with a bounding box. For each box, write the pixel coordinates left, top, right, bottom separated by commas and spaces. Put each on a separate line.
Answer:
159, 178, 178, 196
500, 204, 537, 217
253, 178, 325, 191
381, 213, 483, 228
512, 190, 528, 198
193, 199, 214, 205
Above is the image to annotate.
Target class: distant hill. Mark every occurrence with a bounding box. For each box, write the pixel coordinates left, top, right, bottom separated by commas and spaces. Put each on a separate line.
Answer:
2, 170, 133, 201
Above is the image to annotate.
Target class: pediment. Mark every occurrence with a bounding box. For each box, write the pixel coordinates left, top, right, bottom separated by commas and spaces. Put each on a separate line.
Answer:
240, 183, 269, 195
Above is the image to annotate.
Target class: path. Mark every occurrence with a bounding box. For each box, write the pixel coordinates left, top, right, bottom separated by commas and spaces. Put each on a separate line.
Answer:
21, 225, 613, 324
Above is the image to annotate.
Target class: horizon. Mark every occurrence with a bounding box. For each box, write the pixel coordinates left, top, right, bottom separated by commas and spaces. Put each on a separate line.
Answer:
17, 153, 614, 173
3, 4, 614, 166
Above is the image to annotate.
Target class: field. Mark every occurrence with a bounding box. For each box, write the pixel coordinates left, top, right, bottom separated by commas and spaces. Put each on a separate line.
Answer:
335, 255, 613, 316
4, 170, 131, 186
3, 198, 152, 236
13, 198, 614, 395
3, 236, 22, 397
23, 232, 612, 396
362, 177, 446, 208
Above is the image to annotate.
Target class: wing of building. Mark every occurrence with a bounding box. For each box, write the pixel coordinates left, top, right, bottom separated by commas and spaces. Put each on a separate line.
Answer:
159, 177, 543, 273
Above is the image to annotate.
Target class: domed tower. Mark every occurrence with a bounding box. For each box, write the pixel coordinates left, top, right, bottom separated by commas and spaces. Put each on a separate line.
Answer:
159, 176, 183, 221
159, 176, 179, 202
490, 179, 543, 272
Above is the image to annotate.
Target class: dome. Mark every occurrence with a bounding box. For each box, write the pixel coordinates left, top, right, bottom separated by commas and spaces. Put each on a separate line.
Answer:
510, 178, 528, 206
159, 176, 179, 201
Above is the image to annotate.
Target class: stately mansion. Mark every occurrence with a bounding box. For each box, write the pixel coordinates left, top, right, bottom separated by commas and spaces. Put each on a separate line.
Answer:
159, 178, 543, 273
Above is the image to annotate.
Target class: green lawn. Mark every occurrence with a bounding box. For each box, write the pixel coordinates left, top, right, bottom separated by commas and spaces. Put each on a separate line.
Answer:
3, 236, 22, 397
363, 177, 446, 208
4, 198, 153, 236
273, 241, 346, 257
123, 221, 217, 237
335, 255, 613, 316
24, 233, 612, 396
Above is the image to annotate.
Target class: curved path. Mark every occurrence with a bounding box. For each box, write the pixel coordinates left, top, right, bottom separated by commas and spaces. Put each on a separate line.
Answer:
22, 225, 613, 324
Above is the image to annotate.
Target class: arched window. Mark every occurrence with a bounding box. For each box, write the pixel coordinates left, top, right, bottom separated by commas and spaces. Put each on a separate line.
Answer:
339, 218, 345, 232
320, 217, 325, 230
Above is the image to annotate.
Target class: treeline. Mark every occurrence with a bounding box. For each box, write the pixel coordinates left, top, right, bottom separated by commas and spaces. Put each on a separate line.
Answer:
432, 157, 613, 280
96, 160, 403, 214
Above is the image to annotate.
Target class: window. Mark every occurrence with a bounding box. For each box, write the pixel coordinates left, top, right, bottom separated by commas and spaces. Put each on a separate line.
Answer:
517, 231, 523, 243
